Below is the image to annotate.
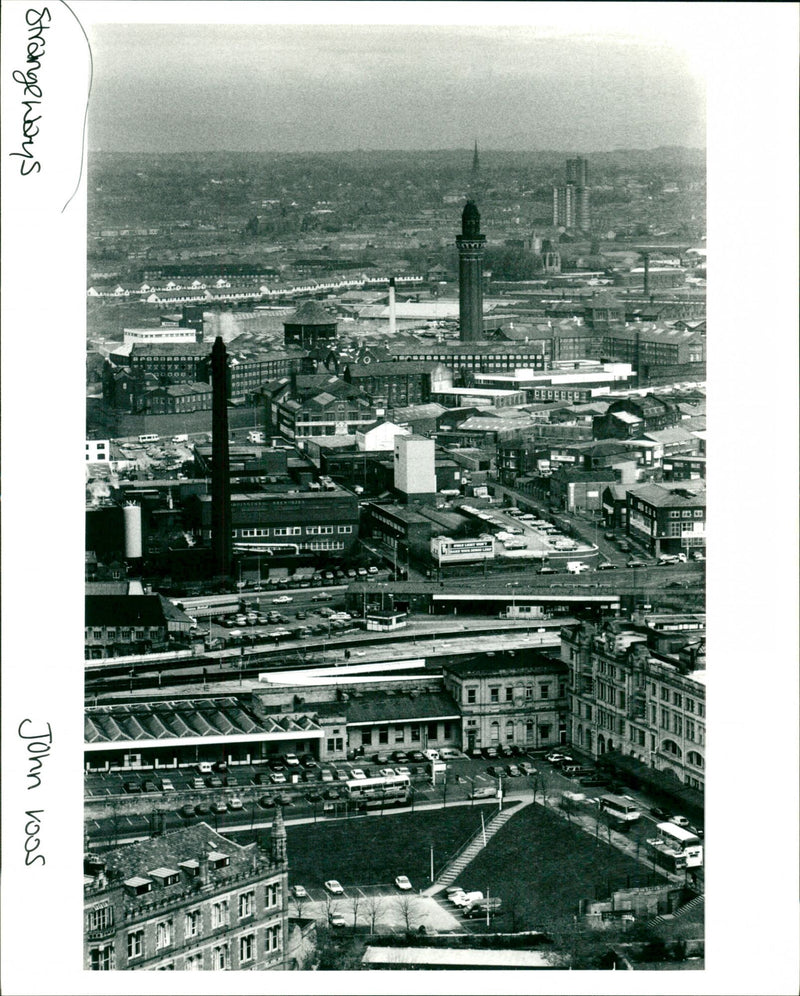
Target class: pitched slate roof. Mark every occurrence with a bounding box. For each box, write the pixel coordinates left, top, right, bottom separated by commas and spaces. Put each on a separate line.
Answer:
287, 300, 336, 325
342, 689, 460, 726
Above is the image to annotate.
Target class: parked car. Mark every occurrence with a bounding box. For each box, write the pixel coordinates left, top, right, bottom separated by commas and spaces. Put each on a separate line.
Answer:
367, 566, 379, 574
123, 781, 142, 794
195, 802, 210, 815
626, 558, 648, 568
323, 788, 340, 801
211, 801, 228, 814
519, 762, 536, 775
408, 750, 425, 763
374, 752, 389, 764
142, 780, 158, 793
537, 566, 558, 574
311, 592, 333, 602
379, 768, 396, 778
486, 765, 502, 777
192, 777, 206, 789
482, 747, 498, 759
395, 875, 412, 891
439, 748, 461, 759
329, 912, 347, 928
324, 880, 344, 895
160, 778, 175, 791
284, 753, 301, 767
320, 769, 335, 783
306, 791, 322, 803
603, 531, 616, 540
292, 884, 308, 899
670, 815, 690, 827
650, 806, 668, 820
351, 768, 366, 780
179, 804, 196, 818
228, 796, 243, 811
258, 796, 275, 809
596, 561, 618, 571
301, 755, 319, 770
497, 745, 515, 758
506, 764, 521, 777
272, 595, 293, 604
269, 771, 287, 784
545, 752, 572, 764
395, 765, 412, 777
392, 751, 409, 763
472, 785, 496, 799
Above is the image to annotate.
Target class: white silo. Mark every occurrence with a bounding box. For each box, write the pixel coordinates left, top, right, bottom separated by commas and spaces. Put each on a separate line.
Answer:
123, 502, 143, 559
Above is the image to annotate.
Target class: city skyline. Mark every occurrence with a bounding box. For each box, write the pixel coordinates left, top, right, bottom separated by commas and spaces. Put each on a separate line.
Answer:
87, 18, 705, 154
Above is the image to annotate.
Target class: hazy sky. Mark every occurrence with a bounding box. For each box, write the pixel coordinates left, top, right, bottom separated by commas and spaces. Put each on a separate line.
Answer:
87, 18, 705, 153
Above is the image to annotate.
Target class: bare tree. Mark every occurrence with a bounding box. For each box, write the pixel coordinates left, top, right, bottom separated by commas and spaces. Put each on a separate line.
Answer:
394, 894, 421, 934
363, 893, 387, 935
323, 892, 340, 927
348, 891, 362, 933
290, 891, 310, 919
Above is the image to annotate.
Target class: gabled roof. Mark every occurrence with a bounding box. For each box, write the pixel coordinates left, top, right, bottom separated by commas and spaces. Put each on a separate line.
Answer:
287, 300, 336, 325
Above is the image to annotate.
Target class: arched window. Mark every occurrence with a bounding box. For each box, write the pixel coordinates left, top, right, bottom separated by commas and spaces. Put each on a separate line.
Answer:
525, 721, 534, 743
687, 750, 704, 768
597, 734, 606, 755
490, 721, 499, 743
662, 739, 682, 757
505, 720, 514, 743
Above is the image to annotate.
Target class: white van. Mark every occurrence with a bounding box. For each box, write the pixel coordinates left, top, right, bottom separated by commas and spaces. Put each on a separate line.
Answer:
566, 561, 590, 574
172, 434, 189, 443
422, 749, 441, 762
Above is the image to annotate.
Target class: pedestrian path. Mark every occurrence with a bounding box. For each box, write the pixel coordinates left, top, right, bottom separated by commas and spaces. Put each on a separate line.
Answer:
424, 801, 529, 896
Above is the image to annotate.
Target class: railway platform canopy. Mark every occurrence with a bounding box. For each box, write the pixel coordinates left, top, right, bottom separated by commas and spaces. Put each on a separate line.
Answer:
84, 696, 324, 772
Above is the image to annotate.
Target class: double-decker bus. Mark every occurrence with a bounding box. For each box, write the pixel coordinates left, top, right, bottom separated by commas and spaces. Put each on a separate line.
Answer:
598, 794, 641, 825
344, 773, 411, 807
647, 822, 704, 872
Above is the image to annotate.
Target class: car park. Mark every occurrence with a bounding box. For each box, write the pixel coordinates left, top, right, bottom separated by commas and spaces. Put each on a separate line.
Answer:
395, 875, 412, 891
325, 880, 344, 895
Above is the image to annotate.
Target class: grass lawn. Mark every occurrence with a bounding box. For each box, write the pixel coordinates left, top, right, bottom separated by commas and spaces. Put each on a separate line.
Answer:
284, 803, 505, 891
456, 803, 664, 932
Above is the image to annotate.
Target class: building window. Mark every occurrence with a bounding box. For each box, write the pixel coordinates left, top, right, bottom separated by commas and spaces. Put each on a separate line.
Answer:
211, 900, 229, 929
558, 682, 566, 698
505, 687, 514, 702
127, 930, 144, 960
673, 692, 682, 707
212, 944, 229, 970
378, 727, 389, 745
490, 721, 499, 743
540, 684, 550, 699
687, 750, 704, 768
89, 946, 114, 971
266, 924, 282, 952
411, 725, 421, 742
266, 882, 280, 908
87, 906, 113, 933
660, 687, 669, 701
686, 719, 695, 741
395, 728, 405, 743
526, 721, 534, 742
184, 953, 203, 971
427, 723, 438, 741
490, 687, 499, 703
239, 933, 255, 964
337, 525, 353, 533
239, 891, 255, 919
661, 708, 670, 729
156, 920, 173, 950
361, 729, 372, 746
184, 909, 201, 939
538, 724, 551, 741
686, 698, 695, 713
466, 687, 477, 704
673, 714, 682, 736
443, 722, 452, 739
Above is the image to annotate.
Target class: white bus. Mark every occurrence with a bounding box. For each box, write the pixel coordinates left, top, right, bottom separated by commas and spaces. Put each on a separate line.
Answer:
599, 794, 641, 823
344, 773, 410, 805
138, 433, 160, 443
655, 822, 704, 868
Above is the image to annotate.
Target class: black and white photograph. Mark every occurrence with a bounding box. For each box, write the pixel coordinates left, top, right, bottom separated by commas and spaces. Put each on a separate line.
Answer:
1, 2, 798, 993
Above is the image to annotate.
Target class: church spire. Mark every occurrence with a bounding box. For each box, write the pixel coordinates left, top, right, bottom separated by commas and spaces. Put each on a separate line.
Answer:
472, 139, 479, 173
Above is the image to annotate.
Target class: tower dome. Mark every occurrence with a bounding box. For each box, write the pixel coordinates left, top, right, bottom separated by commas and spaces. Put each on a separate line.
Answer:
462, 200, 481, 238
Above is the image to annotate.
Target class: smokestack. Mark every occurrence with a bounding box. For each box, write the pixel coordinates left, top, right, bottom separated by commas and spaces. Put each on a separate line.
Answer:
211, 336, 233, 579
643, 253, 650, 298
388, 277, 396, 337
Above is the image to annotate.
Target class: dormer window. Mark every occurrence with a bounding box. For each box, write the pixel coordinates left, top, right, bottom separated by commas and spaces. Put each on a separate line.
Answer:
208, 852, 230, 869
149, 867, 180, 887
123, 876, 153, 897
